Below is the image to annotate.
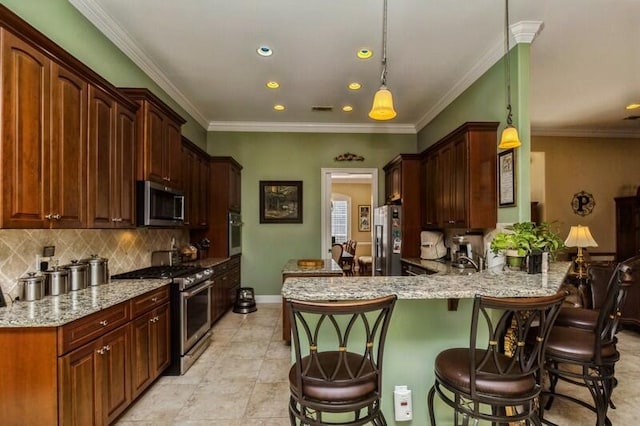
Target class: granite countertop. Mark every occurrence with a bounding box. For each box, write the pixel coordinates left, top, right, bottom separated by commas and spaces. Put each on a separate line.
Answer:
282, 259, 343, 275
0, 279, 170, 328
401, 257, 476, 275
281, 261, 571, 301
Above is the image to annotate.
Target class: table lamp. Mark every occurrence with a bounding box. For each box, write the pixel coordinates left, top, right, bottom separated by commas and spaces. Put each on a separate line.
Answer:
564, 225, 598, 278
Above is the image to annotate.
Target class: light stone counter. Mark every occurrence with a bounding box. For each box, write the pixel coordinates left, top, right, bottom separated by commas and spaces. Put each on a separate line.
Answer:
282, 261, 571, 301
0, 279, 170, 328
282, 258, 343, 276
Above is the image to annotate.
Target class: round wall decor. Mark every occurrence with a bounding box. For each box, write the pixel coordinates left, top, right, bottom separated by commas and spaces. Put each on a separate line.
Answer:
571, 190, 595, 216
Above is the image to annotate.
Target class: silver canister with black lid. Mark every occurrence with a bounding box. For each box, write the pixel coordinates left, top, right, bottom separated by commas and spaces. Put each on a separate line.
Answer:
65, 259, 89, 291
44, 266, 70, 296
19, 272, 46, 301
82, 254, 109, 286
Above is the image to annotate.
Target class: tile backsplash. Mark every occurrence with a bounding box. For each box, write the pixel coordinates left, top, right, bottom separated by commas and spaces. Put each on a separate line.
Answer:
0, 228, 188, 306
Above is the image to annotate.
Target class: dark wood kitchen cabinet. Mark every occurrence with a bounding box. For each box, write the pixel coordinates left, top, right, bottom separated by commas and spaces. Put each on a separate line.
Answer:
615, 196, 640, 261
1, 31, 88, 228
182, 138, 210, 229
59, 324, 131, 426
87, 85, 137, 228
383, 154, 422, 258
421, 122, 498, 229
121, 88, 186, 189
210, 256, 242, 323
130, 302, 170, 400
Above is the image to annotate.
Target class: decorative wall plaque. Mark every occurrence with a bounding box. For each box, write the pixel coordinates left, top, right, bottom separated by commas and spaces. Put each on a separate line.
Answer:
571, 190, 595, 216
334, 152, 364, 161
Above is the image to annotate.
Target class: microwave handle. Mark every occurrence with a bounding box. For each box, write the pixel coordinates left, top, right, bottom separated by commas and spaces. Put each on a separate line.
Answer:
174, 195, 185, 220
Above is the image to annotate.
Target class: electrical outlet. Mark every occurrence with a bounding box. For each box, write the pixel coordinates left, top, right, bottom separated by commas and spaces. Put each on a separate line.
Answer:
393, 385, 412, 421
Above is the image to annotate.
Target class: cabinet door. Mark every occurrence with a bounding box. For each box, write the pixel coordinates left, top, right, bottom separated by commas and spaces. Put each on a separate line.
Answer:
438, 144, 454, 226
422, 154, 439, 228
146, 103, 167, 184
50, 63, 87, 228
181, 145, 194, 226
197, 155, 210, 227
451, 136, 468, 226
114, 104, 136, 227
100, 325, 130, 425
166, 120, 182, 188
229, 164, 242, 212
88, 85, 115, 228
151, 303, 171, 375
59, 342, 99, 426
1, 30, 50, 228
130, 312, 152, 399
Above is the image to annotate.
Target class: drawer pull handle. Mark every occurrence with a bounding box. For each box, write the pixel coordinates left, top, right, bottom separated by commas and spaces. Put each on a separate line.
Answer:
104, 345, 111, 352
151, 297, 158, 302
99, 320, 108, 327
97, 346, 106, 355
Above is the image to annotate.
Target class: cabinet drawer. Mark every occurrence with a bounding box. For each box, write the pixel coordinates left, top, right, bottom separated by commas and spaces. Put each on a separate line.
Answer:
227, 256, 240, 268
59, 302, 129, 354
130, 286, 170, 317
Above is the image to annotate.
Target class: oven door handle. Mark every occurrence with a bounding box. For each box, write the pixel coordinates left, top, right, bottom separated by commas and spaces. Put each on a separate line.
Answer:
183, 280, 212, 297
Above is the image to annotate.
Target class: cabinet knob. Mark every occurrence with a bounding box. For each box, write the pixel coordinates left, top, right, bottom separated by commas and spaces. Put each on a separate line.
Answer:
45, 214, 52, 220
151, 297, 158, 302
99, 320, 108, 327
105, 345, 111, 352
53, 214, 61, 220
97, 347, 106, 355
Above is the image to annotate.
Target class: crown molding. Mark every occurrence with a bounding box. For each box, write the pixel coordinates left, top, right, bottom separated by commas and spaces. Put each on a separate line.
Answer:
415, 21, 544, 132
68, 0, 209, 128
532, 126, 640, 139
207, 121, 417, 134
510, 21, 544, 44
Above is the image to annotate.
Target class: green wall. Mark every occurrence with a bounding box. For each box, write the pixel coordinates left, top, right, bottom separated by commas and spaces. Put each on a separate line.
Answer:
0, 0, 207, 146
208, 132, 416, 295
417, 45, 532, 224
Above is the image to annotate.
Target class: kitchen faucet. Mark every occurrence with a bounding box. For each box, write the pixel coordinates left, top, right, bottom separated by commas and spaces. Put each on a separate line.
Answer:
456, 255, 480, 272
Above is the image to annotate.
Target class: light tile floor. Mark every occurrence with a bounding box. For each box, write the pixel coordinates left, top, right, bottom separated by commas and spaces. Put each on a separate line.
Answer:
116, 303, 640, 425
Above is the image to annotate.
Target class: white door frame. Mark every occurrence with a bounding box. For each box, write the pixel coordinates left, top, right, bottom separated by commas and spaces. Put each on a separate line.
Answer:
320, 168, 378, 258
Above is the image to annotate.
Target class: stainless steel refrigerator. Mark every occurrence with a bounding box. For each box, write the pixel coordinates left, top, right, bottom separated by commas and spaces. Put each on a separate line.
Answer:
374, 205, 402, 276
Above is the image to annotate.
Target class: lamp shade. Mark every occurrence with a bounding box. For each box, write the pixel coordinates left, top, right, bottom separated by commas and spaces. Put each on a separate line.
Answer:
498, 126, 521, 149
564, 225, 598, 248
368, 86, 397, 120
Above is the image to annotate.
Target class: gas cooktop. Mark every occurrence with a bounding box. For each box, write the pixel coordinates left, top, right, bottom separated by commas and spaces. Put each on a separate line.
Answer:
111, 265, 204, 280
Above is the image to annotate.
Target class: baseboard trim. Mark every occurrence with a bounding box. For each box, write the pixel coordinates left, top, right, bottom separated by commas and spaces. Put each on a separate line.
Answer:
255, 295, 282, 304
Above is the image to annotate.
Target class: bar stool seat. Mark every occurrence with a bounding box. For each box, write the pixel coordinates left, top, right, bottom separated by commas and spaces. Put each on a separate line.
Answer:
554, 308, 598, 330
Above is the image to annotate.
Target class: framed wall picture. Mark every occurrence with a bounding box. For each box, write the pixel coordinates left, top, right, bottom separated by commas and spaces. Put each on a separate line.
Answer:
259, 180, 303, 223
358, 205, 371, 232
498, 148, 516, 207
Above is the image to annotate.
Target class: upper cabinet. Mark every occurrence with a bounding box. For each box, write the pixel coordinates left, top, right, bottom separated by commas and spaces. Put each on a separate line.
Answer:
421, 122, 498, 230
181, 138, 210, 229
383, 154, 422, 258
206, 157, 242, 257
120, 88, 186, 190
0, 8, 139, 230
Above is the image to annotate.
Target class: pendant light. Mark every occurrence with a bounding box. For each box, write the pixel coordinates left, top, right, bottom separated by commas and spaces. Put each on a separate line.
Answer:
498, 0, 521, 149
369, 0, 397, 121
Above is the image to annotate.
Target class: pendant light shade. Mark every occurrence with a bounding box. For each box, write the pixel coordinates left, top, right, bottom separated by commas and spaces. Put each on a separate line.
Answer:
369, 85, 397, 120
499, 0, 521, 149
369, 0, 396, 121
499, 125, 521, 149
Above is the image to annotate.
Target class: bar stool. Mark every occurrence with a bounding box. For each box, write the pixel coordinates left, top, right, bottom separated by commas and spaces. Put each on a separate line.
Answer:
427, 292, 565, 425
286, 295, 397, 425
541, 256, 638, 426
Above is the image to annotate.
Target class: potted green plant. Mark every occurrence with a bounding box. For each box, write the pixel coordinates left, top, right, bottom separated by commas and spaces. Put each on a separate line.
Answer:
490, 222, 565, 270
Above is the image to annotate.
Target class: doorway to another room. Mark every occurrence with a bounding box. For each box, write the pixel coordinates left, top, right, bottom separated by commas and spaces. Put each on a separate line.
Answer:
320, 168, 378, 275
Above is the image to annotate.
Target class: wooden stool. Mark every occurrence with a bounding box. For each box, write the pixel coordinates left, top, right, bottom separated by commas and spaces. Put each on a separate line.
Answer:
358, 256, 372, 274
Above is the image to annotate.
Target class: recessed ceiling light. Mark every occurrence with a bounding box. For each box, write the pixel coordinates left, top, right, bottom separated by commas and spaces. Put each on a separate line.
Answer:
273, 104, 285, 111
626, 103, 640, 110
342, 105, 353, 112
257, 46, 273, 57
348, 82, 362, 90
266, 81, 280, 89
357, 49, 373, 59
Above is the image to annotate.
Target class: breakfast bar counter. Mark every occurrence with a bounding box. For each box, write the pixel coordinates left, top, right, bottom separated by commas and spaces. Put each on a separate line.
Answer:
281, 262, 571, 425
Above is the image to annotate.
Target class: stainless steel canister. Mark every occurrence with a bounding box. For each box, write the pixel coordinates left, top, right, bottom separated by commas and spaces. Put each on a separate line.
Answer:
83, 255, 109, 286
65, 260, 89, 291
19, 272, 45, 301
44, 267, 70, 296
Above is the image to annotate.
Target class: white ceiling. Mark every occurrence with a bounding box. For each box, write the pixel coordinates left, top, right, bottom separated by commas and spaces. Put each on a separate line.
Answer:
70, 0, 640, 137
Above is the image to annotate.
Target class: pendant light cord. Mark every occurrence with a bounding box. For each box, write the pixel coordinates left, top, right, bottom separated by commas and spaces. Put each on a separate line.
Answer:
380, 0, 388, 86
504, 0, 513, 126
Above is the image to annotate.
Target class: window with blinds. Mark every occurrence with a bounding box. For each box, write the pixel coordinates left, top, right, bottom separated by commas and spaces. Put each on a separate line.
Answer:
331, 199, 349, 244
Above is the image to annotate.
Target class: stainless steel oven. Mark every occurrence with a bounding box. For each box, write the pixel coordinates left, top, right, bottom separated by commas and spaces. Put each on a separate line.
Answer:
180, 278, 212, 369
229, 212, 242, 255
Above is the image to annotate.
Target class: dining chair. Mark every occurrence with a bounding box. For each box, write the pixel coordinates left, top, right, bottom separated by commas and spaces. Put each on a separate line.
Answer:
286, 295, 397, 425
427, 292, 566, 425
331, 243, 344, 265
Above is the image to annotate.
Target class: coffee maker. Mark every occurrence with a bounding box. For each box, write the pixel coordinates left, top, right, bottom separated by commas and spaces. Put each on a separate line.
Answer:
451, 235, 473, 268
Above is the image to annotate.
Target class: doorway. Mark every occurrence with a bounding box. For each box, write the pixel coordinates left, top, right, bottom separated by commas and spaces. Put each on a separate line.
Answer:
320, 168, 378, 260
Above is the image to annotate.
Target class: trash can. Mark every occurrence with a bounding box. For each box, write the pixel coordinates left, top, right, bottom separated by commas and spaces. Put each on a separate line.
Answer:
233, 287, 257, 314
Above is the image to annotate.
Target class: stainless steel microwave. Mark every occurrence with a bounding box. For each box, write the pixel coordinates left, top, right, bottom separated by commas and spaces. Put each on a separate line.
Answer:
136, 181, 185, 227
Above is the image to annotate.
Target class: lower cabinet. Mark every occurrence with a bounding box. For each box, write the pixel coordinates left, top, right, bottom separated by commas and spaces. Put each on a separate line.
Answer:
59, 323, 131, 426
0, 285, 170, 425
210, 256, 241, 324
130, 303, 170, 400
